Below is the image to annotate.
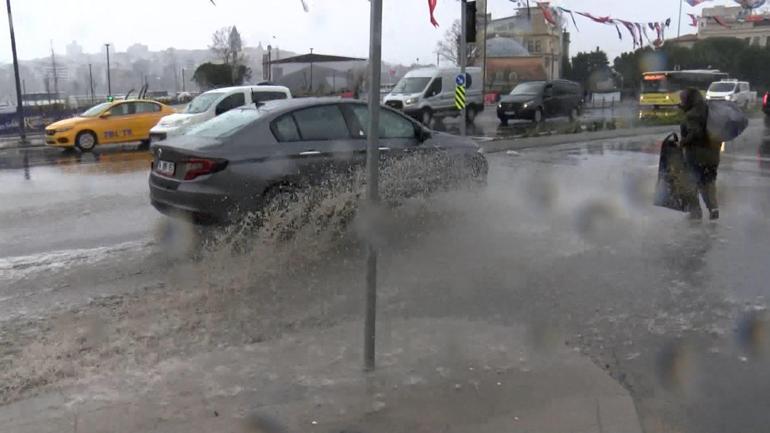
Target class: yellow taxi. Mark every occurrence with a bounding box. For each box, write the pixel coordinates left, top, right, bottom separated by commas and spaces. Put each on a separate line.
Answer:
45, 99, 175, 151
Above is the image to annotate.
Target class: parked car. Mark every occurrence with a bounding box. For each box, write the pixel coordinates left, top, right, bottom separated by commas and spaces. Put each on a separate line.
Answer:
45, 99, 176, 151
149, 98, 487, 224
383, 67, 484, 125
763, 91, 770, 117
707, 80, 753, 108
149, 85, 291, 142
497, 80, 583, 125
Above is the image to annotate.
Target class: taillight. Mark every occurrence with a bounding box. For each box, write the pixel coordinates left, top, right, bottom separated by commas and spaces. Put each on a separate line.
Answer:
183, 158, 228, 180
764, 92, 768, 107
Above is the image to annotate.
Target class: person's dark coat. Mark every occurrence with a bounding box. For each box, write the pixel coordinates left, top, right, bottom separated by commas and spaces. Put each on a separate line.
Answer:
679, 87, 720, 167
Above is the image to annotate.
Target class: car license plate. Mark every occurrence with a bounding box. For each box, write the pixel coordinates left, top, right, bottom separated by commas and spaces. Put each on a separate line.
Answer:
156, 160, 175, 176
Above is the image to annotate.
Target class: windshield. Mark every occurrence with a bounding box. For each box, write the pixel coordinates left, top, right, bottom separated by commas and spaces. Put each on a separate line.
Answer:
391, 77, 431, 94
709, 82, 737, 93
80, 102, 112, 117
510, 82, 545, 95
184, 92, 225, 114
185, 108, 259, 138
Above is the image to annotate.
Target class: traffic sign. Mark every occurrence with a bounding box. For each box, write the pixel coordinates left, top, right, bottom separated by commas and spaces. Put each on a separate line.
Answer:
455, 84, 466, 110
455, 74, 466, 86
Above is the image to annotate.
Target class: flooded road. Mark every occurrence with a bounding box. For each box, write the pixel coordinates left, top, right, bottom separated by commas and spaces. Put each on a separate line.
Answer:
2, 121, 770, 432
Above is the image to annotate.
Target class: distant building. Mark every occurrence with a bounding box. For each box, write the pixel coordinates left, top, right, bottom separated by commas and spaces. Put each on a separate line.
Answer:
65, 41, 83, 59
666, 33, 698, 49
126, 43, 150, 60
484, 3, 565, 81
697, 6, 770, 47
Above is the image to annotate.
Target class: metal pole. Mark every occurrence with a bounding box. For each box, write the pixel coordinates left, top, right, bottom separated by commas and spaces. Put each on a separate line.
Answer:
364, 0, 383, 372
105, 43, 111, 98
677, 0, 683, 38
6, 0, 26, 142
309, 48, 314, 93
460, 0, 467, 137
88, 64, 94, 103
482, 0, 488, 96
182, 68, 186, 92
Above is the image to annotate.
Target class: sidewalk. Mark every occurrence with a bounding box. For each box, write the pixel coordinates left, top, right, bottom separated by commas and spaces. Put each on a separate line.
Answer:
0, 319, 643, 433
0, 134, 45, 150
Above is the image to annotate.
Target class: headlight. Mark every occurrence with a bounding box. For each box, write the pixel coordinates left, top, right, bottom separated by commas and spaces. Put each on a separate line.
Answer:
405, 98, 417, 106
522, 100, 535, 108
55, 127, 73, 133
497, 103, 502, 108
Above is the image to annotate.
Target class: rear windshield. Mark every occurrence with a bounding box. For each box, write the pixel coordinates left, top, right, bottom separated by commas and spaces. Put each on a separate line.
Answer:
709, 82, 737, 93
186, 108, 260, 138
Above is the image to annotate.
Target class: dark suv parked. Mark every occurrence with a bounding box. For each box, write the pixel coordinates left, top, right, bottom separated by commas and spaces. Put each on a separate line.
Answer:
497, 80, 583, 125
149, 98, 487, 224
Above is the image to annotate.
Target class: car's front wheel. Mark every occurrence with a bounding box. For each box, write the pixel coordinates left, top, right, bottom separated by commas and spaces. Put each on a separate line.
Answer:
75, 131, 97, 152
498, 116, 509, 126
421, 108, 433, 126
533, 108, 544, 124
466, 105, 478, 124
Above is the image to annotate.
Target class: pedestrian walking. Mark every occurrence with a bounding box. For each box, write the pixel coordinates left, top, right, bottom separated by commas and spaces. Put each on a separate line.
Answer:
679, 87, 720, 220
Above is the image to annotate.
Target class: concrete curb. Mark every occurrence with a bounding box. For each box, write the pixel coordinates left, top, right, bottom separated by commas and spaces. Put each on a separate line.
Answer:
0, 319, 643, 433
481, 125, 677, 154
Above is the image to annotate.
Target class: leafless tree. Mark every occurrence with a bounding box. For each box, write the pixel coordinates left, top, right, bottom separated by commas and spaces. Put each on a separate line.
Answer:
210, 26, 247, 84
435, 20, 479, 66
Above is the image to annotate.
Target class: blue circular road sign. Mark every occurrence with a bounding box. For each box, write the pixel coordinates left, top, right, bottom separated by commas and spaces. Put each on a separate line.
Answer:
455, 74, 465, 86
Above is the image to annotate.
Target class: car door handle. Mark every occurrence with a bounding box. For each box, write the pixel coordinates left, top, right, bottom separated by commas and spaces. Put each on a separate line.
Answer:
299, 150, 321, 156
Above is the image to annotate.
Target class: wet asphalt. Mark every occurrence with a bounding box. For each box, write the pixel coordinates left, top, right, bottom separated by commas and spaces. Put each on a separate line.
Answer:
2, 118, 770, 432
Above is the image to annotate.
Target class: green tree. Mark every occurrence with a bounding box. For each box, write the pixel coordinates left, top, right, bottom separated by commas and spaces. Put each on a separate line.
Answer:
568, 48, 610, 90
192, 62, 251, 89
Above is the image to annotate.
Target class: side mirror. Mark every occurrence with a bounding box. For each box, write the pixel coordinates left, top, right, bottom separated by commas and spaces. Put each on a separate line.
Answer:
99, 112, 111, 119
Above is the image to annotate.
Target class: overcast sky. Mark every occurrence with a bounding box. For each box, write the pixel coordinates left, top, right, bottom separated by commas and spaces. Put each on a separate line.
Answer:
0, 0, 736, 65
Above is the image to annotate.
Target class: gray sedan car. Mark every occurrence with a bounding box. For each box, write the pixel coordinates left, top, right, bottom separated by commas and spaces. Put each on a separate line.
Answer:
149, 98, 487, 224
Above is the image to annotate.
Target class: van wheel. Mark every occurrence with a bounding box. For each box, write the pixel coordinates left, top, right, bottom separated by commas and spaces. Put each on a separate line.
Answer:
421, 108, 433, 126
465, 106, 478, 124
533, 108, 544, 124
75, 131, 97, 152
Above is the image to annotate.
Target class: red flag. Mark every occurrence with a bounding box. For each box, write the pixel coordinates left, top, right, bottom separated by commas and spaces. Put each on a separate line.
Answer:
576, 11, 612, 24
688, 13, 698, 27
537, 2, 557, 26
428, 0, 439, 27
618, 20, 638, 46
712, 16, 731, 28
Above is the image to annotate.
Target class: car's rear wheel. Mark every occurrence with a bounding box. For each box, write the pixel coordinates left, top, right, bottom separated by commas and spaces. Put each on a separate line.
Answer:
421, 108, 433, 126
569, 107, 580, 122
139, 139, 151, 149
75, 131, 97, 152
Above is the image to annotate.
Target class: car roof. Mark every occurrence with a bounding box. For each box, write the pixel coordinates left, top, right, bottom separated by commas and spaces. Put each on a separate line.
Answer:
229, 97, 370, 117
201, 85, 290, 94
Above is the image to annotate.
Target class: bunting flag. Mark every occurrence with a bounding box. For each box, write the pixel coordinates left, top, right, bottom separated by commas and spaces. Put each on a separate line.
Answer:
686, 0, 713, 5
735, 0, 766, 9
712, 15, 731, 28
558, 7, 579, 31
576, 11, 612, 24
618, 20, 638, 47
300, 0, 309, 12
635, 22, 645, 46
614, 22, 624, 40
428, 0, 439, 27
537, 2, 558, 26
688, 13, 698, 26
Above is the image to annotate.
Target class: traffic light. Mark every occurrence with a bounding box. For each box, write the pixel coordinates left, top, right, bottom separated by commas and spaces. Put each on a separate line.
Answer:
465, 1, 477, 43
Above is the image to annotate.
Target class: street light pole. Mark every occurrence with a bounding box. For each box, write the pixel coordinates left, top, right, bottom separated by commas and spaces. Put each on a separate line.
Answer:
105, 43, 112, 98
364, 0, 383, 372
6, 0, 26, 143
88, 63, 94, 103
309, 47, 314, 93
460, 0, 467, 137
677, 0, 683, 38
182, 68, 186, 92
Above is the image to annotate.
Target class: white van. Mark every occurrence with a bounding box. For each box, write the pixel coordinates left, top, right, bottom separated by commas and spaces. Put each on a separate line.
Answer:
150, 85, 291, 141
706, 80, 753, 108
383, 67, 484, 125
